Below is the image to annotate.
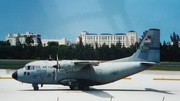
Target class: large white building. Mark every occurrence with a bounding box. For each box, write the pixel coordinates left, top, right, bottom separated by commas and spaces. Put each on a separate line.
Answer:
77, 30, 138, 48
6, 32, 41, 46
41, 38, 72, 46
126, 30, 138, 46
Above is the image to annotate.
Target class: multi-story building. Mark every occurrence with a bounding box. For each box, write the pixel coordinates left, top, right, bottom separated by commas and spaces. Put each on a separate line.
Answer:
76, 30, 138, 48
41, 38, 73, 46
126, 30, 138, 46
6, 32, 41, 46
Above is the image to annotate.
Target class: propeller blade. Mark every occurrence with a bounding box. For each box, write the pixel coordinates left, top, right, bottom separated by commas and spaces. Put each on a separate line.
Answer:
54, 54, 59, 81
57, 54, 59, 69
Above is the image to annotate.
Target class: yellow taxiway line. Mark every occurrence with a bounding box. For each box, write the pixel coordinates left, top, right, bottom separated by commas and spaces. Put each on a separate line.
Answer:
153, 78, 180, 81
123, 78, 131, 80
0, 77, 12, 79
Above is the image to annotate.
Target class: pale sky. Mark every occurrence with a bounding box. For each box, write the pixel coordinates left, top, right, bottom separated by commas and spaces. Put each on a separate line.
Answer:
0, 0, 180, 42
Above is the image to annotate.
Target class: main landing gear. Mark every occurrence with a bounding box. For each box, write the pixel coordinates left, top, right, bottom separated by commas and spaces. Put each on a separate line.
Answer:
69, 85, 89, 90
32, 84, 89, 91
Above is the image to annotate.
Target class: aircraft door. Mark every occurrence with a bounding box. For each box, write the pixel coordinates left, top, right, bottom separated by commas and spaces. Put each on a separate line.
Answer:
96, 69, 103, 82
84, 70, 90, 79
39, 70, 46, 81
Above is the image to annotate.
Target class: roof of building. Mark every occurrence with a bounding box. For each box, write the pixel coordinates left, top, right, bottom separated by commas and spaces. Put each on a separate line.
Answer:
86, 33, 98, 35
149, 28, 160, 31
100, 33, 112, 35
128, 30, 136, 32
114, 33, 125, 35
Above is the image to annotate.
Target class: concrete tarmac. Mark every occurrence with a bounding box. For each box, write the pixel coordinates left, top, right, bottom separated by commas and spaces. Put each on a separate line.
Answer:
0, 70, 180, 101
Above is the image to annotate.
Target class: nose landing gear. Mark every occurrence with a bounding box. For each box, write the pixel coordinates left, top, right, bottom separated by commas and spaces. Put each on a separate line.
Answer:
32, 84, 39, 90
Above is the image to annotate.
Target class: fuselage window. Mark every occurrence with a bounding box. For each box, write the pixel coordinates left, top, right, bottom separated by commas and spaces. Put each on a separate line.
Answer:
24, 72, 30, 76
24, 72, 26, 76
27, 72, 30, 76
27, 66, 30, 70
32, 66, 34, 70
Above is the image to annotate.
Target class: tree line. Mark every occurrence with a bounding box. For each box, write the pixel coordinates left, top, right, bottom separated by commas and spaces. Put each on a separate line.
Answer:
161, 32, 180, 61
0, 32, 180, 61
0, 37, 136, 60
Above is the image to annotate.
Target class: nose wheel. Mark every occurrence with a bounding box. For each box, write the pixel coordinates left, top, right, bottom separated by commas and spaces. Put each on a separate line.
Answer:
32, 84, 39, 90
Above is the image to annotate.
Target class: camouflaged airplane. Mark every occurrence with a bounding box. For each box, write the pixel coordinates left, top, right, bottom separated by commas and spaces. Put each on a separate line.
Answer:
12, 28, 160, 90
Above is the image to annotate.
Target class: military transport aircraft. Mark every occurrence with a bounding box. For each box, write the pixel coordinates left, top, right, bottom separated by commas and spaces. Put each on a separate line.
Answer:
12, 28, 160, 90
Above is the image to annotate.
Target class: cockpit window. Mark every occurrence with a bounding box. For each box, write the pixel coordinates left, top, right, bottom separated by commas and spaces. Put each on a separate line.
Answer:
32, 66, 34, 70
24, 72, 26, 76
27, 66, 30, 70
27, 72, 30, 76
25, 65, 37, 70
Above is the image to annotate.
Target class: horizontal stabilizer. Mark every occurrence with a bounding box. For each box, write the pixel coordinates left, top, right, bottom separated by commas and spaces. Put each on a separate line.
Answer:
141, 62, 157, 66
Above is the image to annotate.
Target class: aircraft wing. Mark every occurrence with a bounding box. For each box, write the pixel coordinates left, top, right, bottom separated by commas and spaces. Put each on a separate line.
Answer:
59, 60, 100, 72
72, 61, 100, 71
74, 61, 100, 66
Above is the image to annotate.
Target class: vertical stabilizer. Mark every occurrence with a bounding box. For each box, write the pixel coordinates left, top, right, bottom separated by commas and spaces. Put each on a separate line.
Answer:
108, 28, 160, 63
130, 28, 160, 63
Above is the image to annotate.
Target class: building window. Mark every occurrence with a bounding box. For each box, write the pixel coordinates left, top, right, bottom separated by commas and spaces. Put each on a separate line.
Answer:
116, 36, 122, 40
102, 36, 107, 40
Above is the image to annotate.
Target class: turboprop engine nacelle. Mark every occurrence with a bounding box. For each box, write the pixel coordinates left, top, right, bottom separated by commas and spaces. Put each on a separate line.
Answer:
59, 61, 78, 71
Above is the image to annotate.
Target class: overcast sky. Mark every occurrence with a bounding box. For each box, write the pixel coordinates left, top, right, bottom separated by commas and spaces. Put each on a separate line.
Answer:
0, 0, 180, 42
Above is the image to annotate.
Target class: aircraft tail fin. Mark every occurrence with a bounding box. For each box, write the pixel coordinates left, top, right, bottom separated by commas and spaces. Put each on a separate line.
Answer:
130, 28, 160, 63
108, 28, 160, 63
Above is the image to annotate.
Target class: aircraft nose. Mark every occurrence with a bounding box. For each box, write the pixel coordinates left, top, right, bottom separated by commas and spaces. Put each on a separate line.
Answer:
12, 71, 18, 80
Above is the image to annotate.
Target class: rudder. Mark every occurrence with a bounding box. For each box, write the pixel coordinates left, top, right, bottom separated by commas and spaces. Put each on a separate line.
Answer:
131, 28, 160, 63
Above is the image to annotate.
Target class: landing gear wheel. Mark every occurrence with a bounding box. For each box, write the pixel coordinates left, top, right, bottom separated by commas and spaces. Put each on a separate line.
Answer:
69, 86, 79, 90
69, 86, 73, 90
84, 86, 89, 90
81, 86, 89, 90
69, 85, 89, 90
32, 84, 39, 90
33, 87, 39, 90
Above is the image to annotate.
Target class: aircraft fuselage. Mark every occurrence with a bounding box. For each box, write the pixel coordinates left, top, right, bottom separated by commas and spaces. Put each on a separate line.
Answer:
14, 61, 151, 87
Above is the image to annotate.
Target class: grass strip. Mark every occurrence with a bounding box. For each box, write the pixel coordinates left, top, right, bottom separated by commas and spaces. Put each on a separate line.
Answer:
149, 65, 180, 71
0, 64, 24, 69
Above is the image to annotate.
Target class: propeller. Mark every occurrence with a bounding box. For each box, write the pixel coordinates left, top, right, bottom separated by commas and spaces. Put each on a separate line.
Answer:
56, 54, 60, 70
54, 54, 59, 81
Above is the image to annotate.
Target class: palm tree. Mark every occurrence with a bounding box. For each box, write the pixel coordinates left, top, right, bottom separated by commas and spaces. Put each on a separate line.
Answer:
26, 36, 34, 46
170, 32, 180, 61
37, 35, 42, 47
170, 32, 179, 48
